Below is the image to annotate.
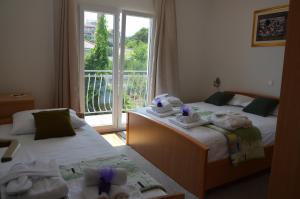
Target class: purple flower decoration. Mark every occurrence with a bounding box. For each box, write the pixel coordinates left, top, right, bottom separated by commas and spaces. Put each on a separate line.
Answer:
181, 105, 190, 116
99, 167, 115, 183
155, 98, 163, 107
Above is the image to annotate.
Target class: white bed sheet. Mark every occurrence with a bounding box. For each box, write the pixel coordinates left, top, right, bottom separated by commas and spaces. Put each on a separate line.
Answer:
135, 102, 277, 162
0, 124, 166, 199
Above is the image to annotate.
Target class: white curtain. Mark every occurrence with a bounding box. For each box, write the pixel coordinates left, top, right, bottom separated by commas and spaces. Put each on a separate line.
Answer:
54, 0, 81, 112
150, 0, 180, 98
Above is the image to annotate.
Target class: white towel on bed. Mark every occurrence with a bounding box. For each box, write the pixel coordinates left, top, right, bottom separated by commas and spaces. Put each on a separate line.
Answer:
175, 111, 200, 123
82, 185, 134, 199
146, 109, 179, 118
208, 112, 253, 131
151, 100, 173, 113
0, 160, 68, 199
152, 95, 183, 107
169, 118, 209, 129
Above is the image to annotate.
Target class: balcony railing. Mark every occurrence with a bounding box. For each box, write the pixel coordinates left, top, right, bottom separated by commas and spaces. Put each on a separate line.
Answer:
85, 70, 148, 115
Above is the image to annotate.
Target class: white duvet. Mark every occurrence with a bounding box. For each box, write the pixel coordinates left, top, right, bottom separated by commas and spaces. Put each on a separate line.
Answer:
135, 102, 277, 162
0, 124, 165, 199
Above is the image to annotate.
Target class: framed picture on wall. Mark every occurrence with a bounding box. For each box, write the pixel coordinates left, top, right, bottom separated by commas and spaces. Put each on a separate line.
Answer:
252, 5, 289, 47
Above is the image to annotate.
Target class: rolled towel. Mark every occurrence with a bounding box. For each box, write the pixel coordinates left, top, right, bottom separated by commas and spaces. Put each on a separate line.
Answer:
152, 100, 173, 113
176, 112, 200, 123
166, 96, 183, 107
6, 176, 32, 195
109, 185, 129, 199
152, 95, 183, 107
84, 168, 127, 187
98, 193, 109, 199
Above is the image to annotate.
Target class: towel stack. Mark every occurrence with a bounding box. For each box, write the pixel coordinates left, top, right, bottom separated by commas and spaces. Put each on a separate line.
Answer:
83, 167, 129, 199
0, 160, 68, 199
176, 105, 200, 123
208, 112, 253, 131
151, 99, 173, 113
152, 94, 183, 107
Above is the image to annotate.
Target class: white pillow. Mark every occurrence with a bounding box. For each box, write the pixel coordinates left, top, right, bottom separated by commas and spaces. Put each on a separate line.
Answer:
12, 108, 86, 135
227, 94, 254, 107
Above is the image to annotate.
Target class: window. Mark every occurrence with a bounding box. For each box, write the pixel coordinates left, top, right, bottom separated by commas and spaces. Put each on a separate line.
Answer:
80, 6, 154, 132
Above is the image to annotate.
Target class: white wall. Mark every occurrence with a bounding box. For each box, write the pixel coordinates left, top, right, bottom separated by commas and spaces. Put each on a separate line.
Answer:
176, 0, 288, 102
176, 0, 210, 102
0, 0, 288, 107
0, 0, 55, 108
0, 0, 153, 108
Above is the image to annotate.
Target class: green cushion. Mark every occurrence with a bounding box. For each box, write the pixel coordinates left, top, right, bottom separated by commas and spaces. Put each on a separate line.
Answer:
32, 109, 76, 140
204, 92, 235, 106
243, 97, 279, 117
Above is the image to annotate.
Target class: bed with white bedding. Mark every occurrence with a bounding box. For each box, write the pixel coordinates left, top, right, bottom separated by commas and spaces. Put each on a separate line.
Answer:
0, 123, 169, 199
127, 92, 278, 199
135, 102, 277, 162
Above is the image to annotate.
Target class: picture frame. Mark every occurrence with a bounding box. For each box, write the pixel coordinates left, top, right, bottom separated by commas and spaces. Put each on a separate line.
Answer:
252, 5, 289, 47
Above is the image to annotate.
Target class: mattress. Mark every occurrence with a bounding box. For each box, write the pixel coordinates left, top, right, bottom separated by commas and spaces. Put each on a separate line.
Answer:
0, 124, 166, 199
135, 102, 277, 162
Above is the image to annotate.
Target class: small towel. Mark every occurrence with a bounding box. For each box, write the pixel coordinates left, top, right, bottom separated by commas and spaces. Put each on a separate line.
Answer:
152, 95, 183, 107
208, 112, 252, 131
146, 109, 178, 118
151, 100, 173, 113
176, 112, 200, 123
84, 168, 127, 187
169, 118, 209, 129
109, 185, 129, 199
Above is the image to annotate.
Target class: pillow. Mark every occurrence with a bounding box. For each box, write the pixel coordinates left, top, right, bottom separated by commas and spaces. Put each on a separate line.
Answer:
32, 109, 75, 140
243, 98, 279, 117
204, 92, 235, 106
12, 108, 86, 135
227, 94, 254, 107
272, 105, 279, 116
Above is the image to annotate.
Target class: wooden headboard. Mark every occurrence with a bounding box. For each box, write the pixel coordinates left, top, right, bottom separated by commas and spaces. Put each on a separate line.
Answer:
0, 94, 35, 124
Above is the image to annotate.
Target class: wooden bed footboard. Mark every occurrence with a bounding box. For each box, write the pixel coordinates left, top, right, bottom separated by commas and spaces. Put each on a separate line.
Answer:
127, 112, 209, 199
127, 111, 274, 199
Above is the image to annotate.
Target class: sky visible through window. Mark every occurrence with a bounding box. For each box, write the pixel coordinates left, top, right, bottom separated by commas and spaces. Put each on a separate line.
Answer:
84, 11, 150, 36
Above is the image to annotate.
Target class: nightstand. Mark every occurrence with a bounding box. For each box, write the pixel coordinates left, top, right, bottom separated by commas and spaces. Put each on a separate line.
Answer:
0, 94, 34, 124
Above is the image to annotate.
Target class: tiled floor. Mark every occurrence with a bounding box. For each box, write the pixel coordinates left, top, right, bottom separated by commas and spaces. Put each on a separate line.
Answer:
102, 133, 126, 147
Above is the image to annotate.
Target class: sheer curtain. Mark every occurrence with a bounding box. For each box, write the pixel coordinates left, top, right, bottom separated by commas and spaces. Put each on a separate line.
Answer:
150, 0, 180, 98
54, 0, 81, 112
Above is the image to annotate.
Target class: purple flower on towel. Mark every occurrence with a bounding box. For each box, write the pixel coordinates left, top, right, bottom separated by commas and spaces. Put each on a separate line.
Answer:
155, 98, 163, 107
99, 167, 115, 183
181, 105, 190, 116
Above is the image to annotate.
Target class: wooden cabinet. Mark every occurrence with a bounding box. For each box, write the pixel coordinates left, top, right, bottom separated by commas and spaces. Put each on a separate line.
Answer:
268, 1, 300, 198
0, 94, 34, 124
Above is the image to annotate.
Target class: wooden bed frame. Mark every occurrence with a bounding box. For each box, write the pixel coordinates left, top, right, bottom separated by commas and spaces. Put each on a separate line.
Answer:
0, 95, 185, 199
126, 92, 278, 199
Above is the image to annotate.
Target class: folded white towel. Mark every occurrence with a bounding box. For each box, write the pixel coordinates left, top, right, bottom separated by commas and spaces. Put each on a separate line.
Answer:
208, 112, 253, 131
169, 118, 209, 129
176, 112, 200, 123
0, 160, 68, 199
152, 100, 173, 113
6, 176, 32, 195
109, 185, 129, 199
152, 95, 183, 107
166, 96, 183, 107
82, 185, 133, 199
146, 109, 178, 118
0, 161, 60, 185
84, 168, 127, 187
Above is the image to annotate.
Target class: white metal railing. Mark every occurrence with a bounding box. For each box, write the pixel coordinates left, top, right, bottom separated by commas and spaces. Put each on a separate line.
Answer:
85, 70, 148, 115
